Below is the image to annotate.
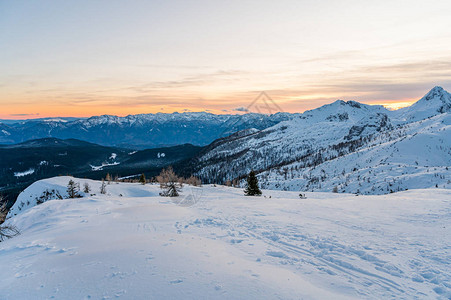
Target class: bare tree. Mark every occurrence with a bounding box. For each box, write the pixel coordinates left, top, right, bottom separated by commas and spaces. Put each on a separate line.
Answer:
0, 196, 6, 224
157, 166, 182, 197
186, 175, 202, 187
106, 173, 112, 184
0, 198, 20, 242
100, 179, 107, 194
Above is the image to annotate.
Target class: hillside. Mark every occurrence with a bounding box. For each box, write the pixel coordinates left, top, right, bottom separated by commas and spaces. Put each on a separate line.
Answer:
190, 87, 451, 194
0, 139, 202, 207
1, 177, 450, 299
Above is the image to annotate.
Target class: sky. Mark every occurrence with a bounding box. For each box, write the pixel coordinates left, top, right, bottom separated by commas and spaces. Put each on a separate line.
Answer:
1, 0, 451, 119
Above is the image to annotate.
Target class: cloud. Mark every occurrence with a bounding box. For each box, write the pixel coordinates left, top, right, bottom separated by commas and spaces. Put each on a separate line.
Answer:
9, 113, 40, 116
233, 107, 249, 112
124, 69, 248, 92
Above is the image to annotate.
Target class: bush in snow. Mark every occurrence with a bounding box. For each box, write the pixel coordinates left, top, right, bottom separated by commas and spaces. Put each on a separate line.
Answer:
36, 189, 63, 205
157, 166, 182, 197
244, 170, 262, 196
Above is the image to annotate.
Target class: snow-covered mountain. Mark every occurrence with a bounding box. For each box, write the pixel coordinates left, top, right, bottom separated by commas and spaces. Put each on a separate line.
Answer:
392, 86, 451, 123
190, 87, 451, 194
0, 112, 297, 148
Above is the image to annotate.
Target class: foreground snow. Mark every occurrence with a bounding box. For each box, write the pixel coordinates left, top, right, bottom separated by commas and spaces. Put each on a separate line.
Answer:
1, 177, 450, 299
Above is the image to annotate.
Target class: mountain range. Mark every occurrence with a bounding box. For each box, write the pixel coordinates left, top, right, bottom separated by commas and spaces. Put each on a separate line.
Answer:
1, 86, 450, 205
0, 112, 297, 149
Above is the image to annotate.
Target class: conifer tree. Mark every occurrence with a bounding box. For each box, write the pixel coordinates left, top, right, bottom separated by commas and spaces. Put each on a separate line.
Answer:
139, 173, 146, 185
244, 170, 262, 196
83, 182, 91, 194
67, 179, 81, 198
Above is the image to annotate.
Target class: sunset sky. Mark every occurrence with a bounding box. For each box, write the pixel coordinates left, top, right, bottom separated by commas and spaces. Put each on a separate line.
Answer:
1, 0, 451, 119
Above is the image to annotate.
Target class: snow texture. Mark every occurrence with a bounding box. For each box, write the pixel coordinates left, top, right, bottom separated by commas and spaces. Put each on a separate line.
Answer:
1, 177, 450, 299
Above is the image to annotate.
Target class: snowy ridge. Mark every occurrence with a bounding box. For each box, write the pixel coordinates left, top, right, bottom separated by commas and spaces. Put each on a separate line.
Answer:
192, 87, 451, 194
1, 177, 450, 299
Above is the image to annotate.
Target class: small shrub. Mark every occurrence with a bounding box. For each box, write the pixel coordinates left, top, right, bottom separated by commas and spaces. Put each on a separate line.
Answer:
36, 189, 63, 205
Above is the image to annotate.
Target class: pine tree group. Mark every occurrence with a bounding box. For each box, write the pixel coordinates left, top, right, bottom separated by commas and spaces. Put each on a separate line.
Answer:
244, 170, 262, 196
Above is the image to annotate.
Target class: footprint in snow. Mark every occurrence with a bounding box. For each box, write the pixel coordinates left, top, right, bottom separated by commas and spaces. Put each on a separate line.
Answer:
170, 279, 183, 284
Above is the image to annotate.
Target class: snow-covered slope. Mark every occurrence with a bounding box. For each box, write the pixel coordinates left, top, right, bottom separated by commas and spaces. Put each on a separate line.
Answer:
191, 87, 451, 194
1, 177, 450, 299
260, 113, 451, 193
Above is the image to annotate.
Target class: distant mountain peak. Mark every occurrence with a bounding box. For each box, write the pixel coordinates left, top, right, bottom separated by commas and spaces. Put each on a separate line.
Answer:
422, 86, 449, 101
392, 86, 451, 122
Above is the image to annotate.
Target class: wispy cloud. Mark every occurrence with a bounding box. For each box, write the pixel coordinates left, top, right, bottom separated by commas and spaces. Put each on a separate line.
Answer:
9, 113, 40, 117
233, 107, 249, 112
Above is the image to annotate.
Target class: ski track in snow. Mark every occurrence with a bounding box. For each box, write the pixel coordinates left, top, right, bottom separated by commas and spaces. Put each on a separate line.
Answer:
0, 177, 450, 299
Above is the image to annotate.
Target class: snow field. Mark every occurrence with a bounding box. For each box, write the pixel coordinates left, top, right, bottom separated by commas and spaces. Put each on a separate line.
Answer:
1, 177, 450, 299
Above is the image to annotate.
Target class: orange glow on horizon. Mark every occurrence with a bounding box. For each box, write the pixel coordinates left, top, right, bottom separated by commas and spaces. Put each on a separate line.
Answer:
0, 98, 418, 120
372, 99, 416, 110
